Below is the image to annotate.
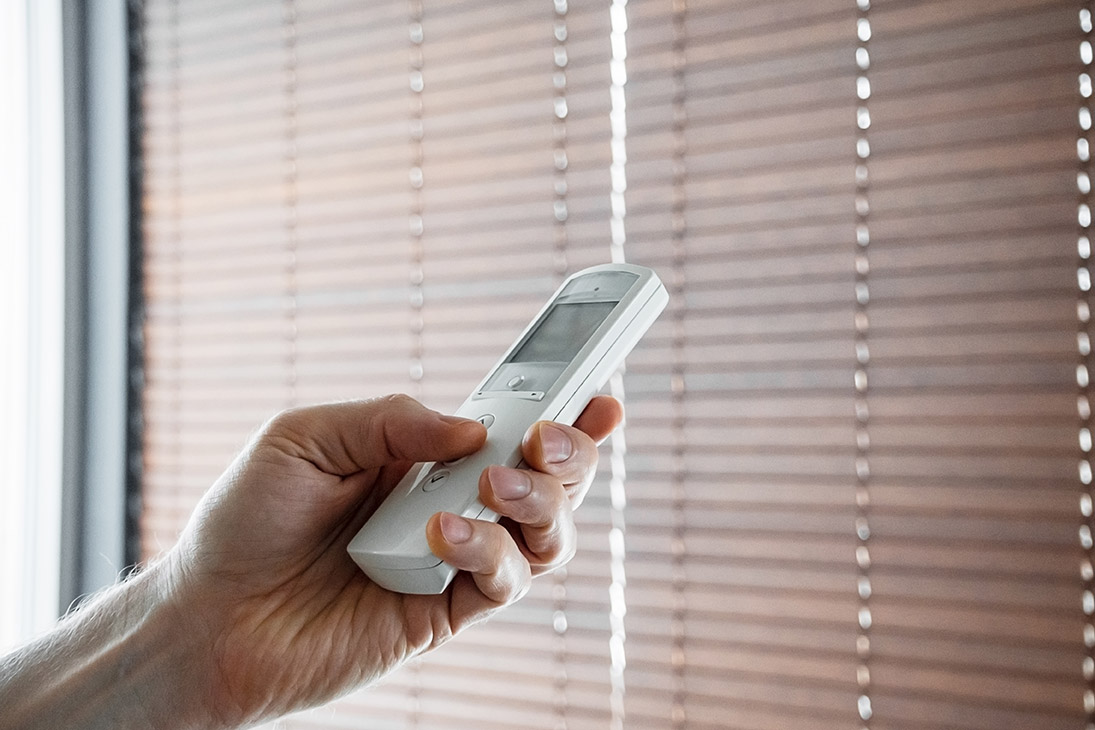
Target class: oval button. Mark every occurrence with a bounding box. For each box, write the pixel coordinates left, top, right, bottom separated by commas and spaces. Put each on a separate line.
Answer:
422, 469, 450, 492
506, 375, 525, 389
476, 413, 495, 428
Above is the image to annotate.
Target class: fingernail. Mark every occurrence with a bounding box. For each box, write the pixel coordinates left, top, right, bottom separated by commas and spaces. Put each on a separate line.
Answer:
440, 513, 472, 543
439, 414, 476, 426
489, 466, 531, 500
540, 423, 572, 464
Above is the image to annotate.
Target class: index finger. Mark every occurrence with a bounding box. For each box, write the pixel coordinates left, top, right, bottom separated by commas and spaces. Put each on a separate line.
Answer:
572, 394, 625, 444
518, 396, 623, 508
520, 395, 623, 480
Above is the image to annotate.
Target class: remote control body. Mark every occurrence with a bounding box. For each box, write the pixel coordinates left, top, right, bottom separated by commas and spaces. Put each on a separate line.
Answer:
347, 263, 667, 594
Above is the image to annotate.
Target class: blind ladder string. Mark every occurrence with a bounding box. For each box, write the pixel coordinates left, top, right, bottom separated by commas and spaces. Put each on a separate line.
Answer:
607, 1, 631, 727
407, 1, 427, 723
1076, 5, 1095, 724
550, 1, 572, 726
669, 0, 688, 727
408, 0, 426, 397
283, 0, 299, 408
853, 1, 875, 727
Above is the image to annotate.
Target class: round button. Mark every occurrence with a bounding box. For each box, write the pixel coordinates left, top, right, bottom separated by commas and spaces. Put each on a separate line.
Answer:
506, 375, 525, 390
476, 413, 495, 428
422, 469, 450, 492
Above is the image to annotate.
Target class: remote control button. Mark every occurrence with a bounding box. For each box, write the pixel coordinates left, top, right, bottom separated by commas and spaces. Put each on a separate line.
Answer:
422, 469, 450, 492
476, 413, 495, 428
506, 375, 525, 389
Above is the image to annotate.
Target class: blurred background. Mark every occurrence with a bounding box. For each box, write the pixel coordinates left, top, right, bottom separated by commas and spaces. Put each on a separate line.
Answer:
2, 0, 1090, 728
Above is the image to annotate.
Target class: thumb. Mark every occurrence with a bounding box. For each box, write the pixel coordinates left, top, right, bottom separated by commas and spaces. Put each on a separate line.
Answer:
260, 394, 487, 477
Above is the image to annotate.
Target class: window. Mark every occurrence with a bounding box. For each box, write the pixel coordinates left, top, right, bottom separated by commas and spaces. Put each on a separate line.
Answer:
137, 1, 1088, 727
0, 0, 65, 652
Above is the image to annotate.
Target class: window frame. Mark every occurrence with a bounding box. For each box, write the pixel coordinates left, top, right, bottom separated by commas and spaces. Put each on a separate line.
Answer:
58, 0, 142, 610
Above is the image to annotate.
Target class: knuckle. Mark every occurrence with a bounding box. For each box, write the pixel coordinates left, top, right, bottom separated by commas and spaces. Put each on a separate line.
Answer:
538, 546, 575, 575
507, 537, 533, 596
488, 520, 512, 553
557, 540, 577, 567
549, 528, 578, 568
525, 476, 569, 527
480, 535, 531, 605
377, 392, 416, 409
512, 571, 533, 603
528, 516, 576, 566
260, 406, 310, 446
264, 405, 302, 433
501, 553, 533, 601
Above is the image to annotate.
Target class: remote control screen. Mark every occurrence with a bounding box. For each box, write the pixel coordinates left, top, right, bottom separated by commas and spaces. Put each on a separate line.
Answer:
509, 300, 617, 364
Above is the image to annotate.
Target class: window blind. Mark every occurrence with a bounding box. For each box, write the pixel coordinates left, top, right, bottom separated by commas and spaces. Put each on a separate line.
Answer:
137, 1, 1088, 728
621, 0, 1085, 727
140, 0, 616, 727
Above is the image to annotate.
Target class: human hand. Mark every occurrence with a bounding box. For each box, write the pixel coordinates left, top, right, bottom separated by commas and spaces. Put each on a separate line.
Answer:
159, 393, 622, 728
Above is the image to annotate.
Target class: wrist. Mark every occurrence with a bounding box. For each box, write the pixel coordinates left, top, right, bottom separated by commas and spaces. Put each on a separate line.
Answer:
0, 557, 221, 730
111, 558, 223, 730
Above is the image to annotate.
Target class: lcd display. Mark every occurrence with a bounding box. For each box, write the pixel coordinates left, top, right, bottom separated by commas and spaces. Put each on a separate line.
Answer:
509, 301, 617, 363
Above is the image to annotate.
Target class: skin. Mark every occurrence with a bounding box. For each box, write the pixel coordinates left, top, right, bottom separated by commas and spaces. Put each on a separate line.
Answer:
0, 393, 623, 730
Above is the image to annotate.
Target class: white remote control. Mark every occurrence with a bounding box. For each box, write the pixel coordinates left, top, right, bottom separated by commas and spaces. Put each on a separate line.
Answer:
347, 263, 668, 594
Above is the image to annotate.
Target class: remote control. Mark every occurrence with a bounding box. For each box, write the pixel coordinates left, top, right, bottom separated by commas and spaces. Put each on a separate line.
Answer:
347, 263, 668, 594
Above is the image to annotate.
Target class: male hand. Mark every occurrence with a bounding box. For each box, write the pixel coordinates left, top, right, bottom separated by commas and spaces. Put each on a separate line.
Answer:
164, 393, 622, 727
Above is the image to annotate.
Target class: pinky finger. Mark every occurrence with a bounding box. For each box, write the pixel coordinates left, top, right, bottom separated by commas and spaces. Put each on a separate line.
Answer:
426, 512, 532, 606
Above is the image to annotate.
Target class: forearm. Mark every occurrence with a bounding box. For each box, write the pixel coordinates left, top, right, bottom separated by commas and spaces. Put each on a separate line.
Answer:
0, 559, 215, 730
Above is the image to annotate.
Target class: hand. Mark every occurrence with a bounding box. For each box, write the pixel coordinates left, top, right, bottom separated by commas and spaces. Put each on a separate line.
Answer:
163, 393, 622, 727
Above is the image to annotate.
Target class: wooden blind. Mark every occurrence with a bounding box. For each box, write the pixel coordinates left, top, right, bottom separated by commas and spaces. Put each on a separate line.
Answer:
137, 0, 1089, 728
